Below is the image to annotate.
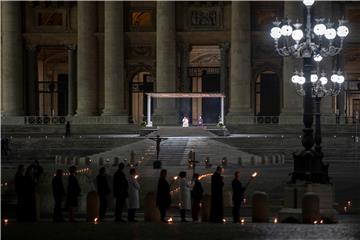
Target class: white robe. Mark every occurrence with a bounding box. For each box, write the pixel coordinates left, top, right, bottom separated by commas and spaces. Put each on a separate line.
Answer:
182, 117, 189, 127
128, 176, 140, 209
178, 178, 191, 210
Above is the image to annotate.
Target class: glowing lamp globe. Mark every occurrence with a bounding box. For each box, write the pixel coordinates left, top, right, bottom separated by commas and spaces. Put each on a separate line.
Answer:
320, 76, 328, 85
298, 76, 306, 85
303, 0, 315, 7
325, 28, 337, 40
311, 74, 318, 83
337, 75, 345, 84
313, 54, 323, 62
291, 75, 299, 84
270, 27, 282, 39
330, 74, 339, 83
314, 24, 326, 36
291, 29, 304, 41
281, 25, 293, 37
337, 25, 349, 38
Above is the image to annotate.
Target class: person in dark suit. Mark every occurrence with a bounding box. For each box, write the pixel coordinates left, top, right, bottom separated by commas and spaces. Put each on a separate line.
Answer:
156, 169, 171, 223
65, 121, 71, 137
210, 166, 224, 223
23, 166, 37, 222
52, 169, 65, 222
97, 167, 110, 220
66, 166, 81, 222
14, 165, 25, 222
232, 171, 246, 223
113, 163, 128, 222
191, 173, 203, 222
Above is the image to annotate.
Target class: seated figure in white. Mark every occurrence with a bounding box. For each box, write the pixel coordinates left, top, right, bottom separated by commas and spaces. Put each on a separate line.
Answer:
182, 116, 189, 127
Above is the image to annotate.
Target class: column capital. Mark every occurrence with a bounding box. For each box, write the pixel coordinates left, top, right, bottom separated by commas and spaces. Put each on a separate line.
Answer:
26, 44, 37, 51
219, 42, 230, 51
67, 44, 77, 51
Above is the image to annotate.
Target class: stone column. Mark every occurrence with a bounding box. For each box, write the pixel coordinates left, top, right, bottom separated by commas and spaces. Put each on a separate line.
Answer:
180, 42, 191, 119
26, 45, 37, 116
67, 45, 76, 116
226, 2, 252, 124
153, 1, 177, 124
220, 42, 230, 112
1, 2, 23, 116
280, 1, 303, 124
102, 2, 126, 117
76, 2, 98, 116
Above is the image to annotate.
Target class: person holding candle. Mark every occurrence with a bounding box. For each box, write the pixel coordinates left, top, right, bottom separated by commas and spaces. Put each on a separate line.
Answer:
156, 169, 171, 223
179, 171, 191, 222
97, 167, 110, 220
191, 173, 203, 222
232, 171, 246, 223
113, 163, 128, 222
52, 169, 65, 222
210, 166, 224, 223
66, 166, 81, 222
127, 168, 140, 222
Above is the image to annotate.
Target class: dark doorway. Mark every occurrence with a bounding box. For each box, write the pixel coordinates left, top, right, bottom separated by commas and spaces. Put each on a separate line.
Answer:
57, 74, 68, 116
257, 72, 280, 116
202, 73, 221, 123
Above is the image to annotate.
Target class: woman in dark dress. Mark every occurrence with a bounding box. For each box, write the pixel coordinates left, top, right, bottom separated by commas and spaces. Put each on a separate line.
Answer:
156, 169, 171, 223
66, 166, 81, 222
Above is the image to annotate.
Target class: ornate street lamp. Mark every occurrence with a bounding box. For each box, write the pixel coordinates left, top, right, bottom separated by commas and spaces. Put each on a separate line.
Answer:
270, 0, 349, 183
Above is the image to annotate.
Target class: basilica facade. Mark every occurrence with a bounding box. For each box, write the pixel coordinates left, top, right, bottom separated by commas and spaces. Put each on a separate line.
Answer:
1, 1, 360, 125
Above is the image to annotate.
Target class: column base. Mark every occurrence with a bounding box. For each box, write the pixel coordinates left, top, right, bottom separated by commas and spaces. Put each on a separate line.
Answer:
101, 108, 127, 116
225, 110, 253, 124
75, 108, 98, 116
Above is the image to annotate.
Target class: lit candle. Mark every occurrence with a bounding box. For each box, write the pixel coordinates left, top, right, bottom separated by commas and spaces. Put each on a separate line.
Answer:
4, 219, 9, 224
167, 217, 173, 223
240, 218, 245, 224
344, 206, 348, 213
223, 219, 226, 223
174, 176, 178, 180
347, 201, 351, 207
273, 218, 278, 224
135, 175, 139, 179
94, 217, 99, 224
252, 172, 258, 178
320, 219, 323, 224
313, 220, 318, 224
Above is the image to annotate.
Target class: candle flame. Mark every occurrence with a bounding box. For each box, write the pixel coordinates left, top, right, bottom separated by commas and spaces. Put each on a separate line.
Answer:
273, 218, 278, 224
135, 175, 139, 179
94, 217, 98, 222
313, 220, 318, 224
320, 220, 323, 224
344, 206, 348, 212
252, 172, 258, 177
223, 219, 226, 223
168, 217, 173, 223
240, 218, 245, 224
4, 219, 8, 224
173, 176, 178, 180
347, 201, 351, 206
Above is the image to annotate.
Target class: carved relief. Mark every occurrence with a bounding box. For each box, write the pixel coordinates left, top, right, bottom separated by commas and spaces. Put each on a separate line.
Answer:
186, 6, 223, 31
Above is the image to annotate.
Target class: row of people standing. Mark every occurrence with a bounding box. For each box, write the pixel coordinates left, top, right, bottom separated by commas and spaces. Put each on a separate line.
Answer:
156, 167, 245, 223
51, 163, 140, 222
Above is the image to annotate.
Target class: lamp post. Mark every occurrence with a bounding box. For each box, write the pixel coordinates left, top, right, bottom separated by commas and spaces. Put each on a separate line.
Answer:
270, 0, 349, 183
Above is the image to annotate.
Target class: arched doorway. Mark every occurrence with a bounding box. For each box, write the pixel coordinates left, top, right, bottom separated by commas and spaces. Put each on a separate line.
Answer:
255, 71, 280, 118
130, 71, 154, 124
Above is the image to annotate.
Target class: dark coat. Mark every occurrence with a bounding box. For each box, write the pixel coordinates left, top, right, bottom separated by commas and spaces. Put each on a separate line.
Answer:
156, 178, 171, 208
66, 175, 81, 207
15, 171, 25, 198
113, 170, 128, 199
232, 178, 245, 204
210, 171, 224, 222
52, 176, 65, 200
97, 174, 110, 197
191, 180, 204, 201
23, 173, 37, 221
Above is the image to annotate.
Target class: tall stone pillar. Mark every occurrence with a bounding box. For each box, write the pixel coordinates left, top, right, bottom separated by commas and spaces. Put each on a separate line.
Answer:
280, 1, 304, 124
67, 45, 76, 116
220, 42, 230, 113
226, 2, 252, 124
153, 1, 177, 124
179, 42, 191, 119
1, 2, 23, 116
102, 2, 127, 118
76, 2, 98, 116
26, 45, 37, 116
